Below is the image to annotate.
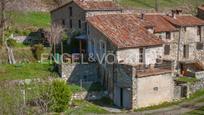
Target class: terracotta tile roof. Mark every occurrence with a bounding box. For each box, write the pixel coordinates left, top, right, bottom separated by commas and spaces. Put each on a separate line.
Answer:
74, 0, 121, 11
163, 15, 204, 27
87, 14, 164, 49
51, 0, 122, 12
144, 15, 177, 33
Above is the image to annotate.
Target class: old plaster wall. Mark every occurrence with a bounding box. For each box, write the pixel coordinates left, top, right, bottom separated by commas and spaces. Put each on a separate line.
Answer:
116, 46, 163, 65
132, 73, 174, 108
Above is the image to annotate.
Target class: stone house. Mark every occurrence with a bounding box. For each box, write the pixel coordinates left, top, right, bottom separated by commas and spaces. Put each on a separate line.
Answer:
51, 0, 204, 110
50, 0, 122, 53
87, 14, 175, 109
144, 13, 204, 77
163, 14, 204, 76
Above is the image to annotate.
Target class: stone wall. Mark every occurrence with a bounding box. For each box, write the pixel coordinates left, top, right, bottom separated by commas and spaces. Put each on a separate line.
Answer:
51, 1, 122, 34
189, 79, 204, 94
175, 79, 204, 99
51, 2, 86, 34
195, 71, 204, 79
59, 63, 99, 83
72, 91, 107, 100
116, 46, 163, 65
163, 26, 204, 62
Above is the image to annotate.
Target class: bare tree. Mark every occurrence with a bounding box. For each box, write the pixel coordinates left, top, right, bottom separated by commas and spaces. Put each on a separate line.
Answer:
0, 0, 16, 64
0, 0, 7, 46
53, 0, 64, 7
181, 0, 198, 15
48, 24, 64, 56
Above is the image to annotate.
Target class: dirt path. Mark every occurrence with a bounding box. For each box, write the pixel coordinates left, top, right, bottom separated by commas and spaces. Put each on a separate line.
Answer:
107, 96, 204, 115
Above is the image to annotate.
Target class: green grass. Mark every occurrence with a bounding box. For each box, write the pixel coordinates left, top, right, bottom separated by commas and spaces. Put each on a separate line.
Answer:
134, 101, 181, 112
88, 82, 105, 92
11, 11, 51, 29
0, 63, 58, 80
69, 84, 85, 93
135, 89, 204, 112
118, 0, 204, 9
175, 77, 199, 84
185, 107, 204, 115
65, 100, 109, 115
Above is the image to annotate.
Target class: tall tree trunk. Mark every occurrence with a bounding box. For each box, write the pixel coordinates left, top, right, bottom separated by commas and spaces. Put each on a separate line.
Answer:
0, 0, 6, 46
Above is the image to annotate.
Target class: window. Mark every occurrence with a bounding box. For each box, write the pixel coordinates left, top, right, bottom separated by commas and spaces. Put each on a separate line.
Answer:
87, 24, 90, 35
69, 19, 72, 28
153, 87, 159, 91
62, 19, 65, 26
197, 42, 203, 50
78, 20, 81, 28
159, 35, 162, 39
183, 27, 187, 32
164, 45, 170, 55
139, 48, 144, 63
166, 32, 171, 39
183, 44, 189, 58
69, 7, 72, 16
198, 26, 201, 36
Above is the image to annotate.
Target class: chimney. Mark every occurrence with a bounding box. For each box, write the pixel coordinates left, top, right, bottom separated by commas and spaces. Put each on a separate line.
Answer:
140, 13, 145, 20
171, 9, 182, 19
172, 10, 176, 19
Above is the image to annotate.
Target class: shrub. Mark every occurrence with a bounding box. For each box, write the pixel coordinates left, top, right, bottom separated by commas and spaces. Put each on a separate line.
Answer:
49, 80, 72, 112
32, 44, 44, 60
7, 39, 17, 48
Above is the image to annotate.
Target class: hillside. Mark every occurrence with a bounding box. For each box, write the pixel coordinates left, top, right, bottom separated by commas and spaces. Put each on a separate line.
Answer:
118, 0, 204, 10
7, 0, 204, 32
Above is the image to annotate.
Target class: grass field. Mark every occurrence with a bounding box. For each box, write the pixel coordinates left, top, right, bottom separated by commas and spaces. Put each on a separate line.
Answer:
11, 11, 51, 29
65, 100, 108, 114
118, 0, 204, 9
0, 63, 57, 80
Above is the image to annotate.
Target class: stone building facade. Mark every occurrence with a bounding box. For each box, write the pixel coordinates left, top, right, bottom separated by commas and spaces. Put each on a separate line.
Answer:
50, 0, 122, 34
114, 64, 174, 109
87, 14, 173, 109
144, 14, 204, 62
163, 15, 204, 62
52, 0, 204, 110
144, 14, 204, 77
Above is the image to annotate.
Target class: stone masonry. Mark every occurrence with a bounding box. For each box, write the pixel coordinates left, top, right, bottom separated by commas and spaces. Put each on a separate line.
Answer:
59, 63, 99, 83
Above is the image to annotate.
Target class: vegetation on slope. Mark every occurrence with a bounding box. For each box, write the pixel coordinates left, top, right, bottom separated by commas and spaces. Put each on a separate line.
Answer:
0, 63, 58, 80
12, 11, 51, 29
118, 0, 204, 9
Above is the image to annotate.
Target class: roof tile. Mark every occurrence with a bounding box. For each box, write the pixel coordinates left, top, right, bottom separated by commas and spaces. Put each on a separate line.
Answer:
144, 15, 177, 33
163, 15, 204, 27
74, 0, 121, 11
88, 14, 164, 49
